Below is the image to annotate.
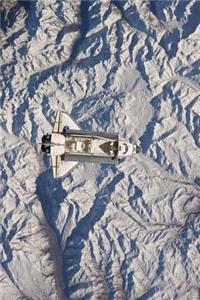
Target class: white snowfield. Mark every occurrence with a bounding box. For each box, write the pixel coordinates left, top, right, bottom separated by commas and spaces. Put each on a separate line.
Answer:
1, 1, 200, 299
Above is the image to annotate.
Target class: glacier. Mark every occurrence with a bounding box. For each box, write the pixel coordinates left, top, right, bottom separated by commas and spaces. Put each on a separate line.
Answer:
0, 0, 200, 299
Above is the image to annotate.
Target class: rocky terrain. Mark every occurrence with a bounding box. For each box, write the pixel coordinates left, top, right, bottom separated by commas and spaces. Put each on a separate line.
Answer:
1, 1, 200, 299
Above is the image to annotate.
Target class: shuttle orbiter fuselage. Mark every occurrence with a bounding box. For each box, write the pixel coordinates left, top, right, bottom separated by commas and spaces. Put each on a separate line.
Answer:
41, 112, 140, 178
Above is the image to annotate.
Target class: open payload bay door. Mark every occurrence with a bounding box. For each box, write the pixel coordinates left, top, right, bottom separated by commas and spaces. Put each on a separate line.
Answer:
53, 111, 81, 133
51, 155, 78, 178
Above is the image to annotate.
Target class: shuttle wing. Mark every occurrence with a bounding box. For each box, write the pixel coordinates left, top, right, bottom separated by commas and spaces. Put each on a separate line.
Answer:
53, 111, 81, 133
51, 155, 78, 178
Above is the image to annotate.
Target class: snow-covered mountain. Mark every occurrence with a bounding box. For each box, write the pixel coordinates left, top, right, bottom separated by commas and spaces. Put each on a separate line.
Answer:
1, 1, 200, 299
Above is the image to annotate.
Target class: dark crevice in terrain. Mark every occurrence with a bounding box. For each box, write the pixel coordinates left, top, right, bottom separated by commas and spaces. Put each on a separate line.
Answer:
185, 97, 200, 148
175, 212, 200, 261
29, 111, 39, 144
71, 93, 104, 120
18, 0, 39, 37
62, 2, 110, 71
193, 114, 200, 148
159, 28, 180, 59
139, 90, 160, 154
129, 33, 139, 63
0, 3, 21, 31
171, 96, 183, 122
174, 1, 190, 21
71, 91, 114, 131
194, 177, 200, 187
139, 81, 177, 155
12, 99, 29, 136
55, 1, 65, 24
177, 59, 200, 77
1, 63, 15, 107
182, 1, 200, 39
115, 22, 124, 65
27, 66, 58, 97
69, 0, 91, 62
150, 1, 200, 60
102, 65, 119, 90
137, 286, 159, 300
3, 28, 25, 48
76, 36, 110, 69
1, 1, 40, 36
157, 1, 200, 59
56, 24, 80, 45
135, 44, 151, 91
149, 1, 170, 22
112, 0, 149, 35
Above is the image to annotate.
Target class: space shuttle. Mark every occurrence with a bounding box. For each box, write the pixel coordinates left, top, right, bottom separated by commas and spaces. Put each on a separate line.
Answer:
41, 111, 140, 178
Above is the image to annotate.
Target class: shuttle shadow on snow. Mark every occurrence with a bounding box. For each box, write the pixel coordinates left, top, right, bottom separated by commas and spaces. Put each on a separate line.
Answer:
36, 168, 67, 239
63, 166, 124, 298
36, 161, 125, 298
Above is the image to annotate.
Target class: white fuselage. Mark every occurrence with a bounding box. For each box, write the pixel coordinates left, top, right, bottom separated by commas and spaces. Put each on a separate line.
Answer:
41, 111, 140, 178
43, 132, 135, 158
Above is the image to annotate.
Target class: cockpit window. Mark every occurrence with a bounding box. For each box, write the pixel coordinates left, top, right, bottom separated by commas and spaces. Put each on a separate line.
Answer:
123, 143, 128, 154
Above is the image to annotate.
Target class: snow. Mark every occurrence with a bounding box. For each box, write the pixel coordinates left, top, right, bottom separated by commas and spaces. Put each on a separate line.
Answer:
1, 0, 200, 299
